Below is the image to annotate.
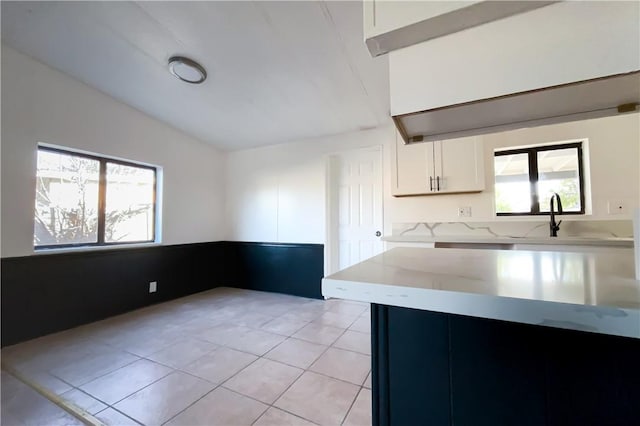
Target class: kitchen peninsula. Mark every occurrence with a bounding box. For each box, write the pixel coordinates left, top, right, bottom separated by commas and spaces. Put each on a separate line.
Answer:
322, 247, 640, 426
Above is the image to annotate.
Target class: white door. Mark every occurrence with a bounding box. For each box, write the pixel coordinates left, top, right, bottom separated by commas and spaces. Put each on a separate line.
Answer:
333, 147, 384, 272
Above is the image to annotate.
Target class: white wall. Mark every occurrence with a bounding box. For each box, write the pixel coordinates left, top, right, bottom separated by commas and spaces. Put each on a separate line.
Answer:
226, 114, 640, 243
225, 126, 396, 243
1, 46, 226, 258
3, 46, 637, 257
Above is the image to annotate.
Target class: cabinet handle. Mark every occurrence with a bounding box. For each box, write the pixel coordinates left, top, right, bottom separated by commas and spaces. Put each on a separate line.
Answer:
436, 176, 440, 191
429, 176, 433, 191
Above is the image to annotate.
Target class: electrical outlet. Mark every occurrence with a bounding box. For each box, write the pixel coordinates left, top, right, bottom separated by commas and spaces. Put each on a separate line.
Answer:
149, 281, 157, 293
458, 206, 472, 217
608, 200, 626, 215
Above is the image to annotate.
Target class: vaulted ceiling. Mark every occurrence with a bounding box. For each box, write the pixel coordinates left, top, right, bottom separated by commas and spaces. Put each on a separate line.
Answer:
1, 1, 390, 151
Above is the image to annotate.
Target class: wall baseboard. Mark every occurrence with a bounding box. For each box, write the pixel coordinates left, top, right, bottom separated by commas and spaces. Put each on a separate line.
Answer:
1, 241, 324, 347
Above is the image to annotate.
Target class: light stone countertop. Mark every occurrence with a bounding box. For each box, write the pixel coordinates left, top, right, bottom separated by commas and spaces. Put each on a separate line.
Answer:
382, 235, 634, 247
322, 247, 640, 339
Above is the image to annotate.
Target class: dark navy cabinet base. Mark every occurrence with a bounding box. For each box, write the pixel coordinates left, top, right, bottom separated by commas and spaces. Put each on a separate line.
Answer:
371, 304, 640, 426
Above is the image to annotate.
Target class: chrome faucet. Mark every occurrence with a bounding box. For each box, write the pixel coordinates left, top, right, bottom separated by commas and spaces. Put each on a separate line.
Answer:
549, 192, 563, 237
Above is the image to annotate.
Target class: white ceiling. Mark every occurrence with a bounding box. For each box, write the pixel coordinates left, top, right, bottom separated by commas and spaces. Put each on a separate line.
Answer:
1, 1, 390, 151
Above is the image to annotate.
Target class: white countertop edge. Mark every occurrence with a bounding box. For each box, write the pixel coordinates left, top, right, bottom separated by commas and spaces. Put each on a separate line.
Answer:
322, 278, 640, 339
382, 235, 634, 247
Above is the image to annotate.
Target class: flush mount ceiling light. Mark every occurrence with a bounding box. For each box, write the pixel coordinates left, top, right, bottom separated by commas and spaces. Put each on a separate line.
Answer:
168, 56, 207, 84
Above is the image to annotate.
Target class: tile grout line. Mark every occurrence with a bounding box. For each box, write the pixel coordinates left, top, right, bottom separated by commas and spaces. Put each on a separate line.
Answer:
159, 340, 293, 426
60, 356, 142, 388
327, 311, 370, 425
21, 334, 292, 422
206, 333, 305, 410
159, 349, 270, 425
13, 337, 369, 406
27, 354, 148, 413
250, 404, 322, 426
219, 315, 372, 387
45, 359, 175, 422
20, 339, 243, 422
2, 362, 107, 426
96, 367, 175, 409
71, 327, 372, 408
167, 317, 364, 424
224, 342, 328, 425
159, 383, 224, 426
54, 353, 144, 384
341, 386, 366, 426
311, 314, 370, 425
264, 322, 367, 424
95, 406, 142, 426
5, 290, 372, 426
305, 325, 372, 386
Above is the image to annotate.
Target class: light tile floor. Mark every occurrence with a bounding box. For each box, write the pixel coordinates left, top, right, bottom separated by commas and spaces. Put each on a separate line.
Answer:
1, 287, 372, 426
0, 371, 84, 426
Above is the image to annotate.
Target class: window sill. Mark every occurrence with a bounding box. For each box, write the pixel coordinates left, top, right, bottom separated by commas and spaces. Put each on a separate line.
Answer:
33, 241, 162, 256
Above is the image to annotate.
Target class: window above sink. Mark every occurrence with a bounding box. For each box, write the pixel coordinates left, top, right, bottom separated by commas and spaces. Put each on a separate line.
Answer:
494, 141, 586, 216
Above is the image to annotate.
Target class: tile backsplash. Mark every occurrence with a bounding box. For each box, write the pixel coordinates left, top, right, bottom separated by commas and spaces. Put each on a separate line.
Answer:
393, 220, 633, 239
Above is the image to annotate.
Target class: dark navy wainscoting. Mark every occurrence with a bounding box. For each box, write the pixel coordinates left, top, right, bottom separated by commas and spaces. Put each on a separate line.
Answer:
222, 242, 324, 300
1, 241, 324, 347
371, 304, 640, 426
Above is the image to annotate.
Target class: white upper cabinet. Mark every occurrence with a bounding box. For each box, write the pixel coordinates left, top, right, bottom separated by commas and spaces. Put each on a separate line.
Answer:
389, 1, 640, 116
393, 132, 430, 195
364, 0, 555, 57
392, 132, 484, 196
434, 136, 485, 194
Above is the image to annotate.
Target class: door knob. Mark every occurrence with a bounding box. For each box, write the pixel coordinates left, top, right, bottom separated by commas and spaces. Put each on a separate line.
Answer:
375, 231, 381, 237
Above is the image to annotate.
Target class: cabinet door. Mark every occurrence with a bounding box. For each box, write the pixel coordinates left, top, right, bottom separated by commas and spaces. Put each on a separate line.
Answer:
392, 131, 432, 196
449, 316, 547, 426
365, 1, 550, 57
389, 2, 639, 114
436, 136, 485, 193
365, 1, 474, 39
374, 305, 452, 426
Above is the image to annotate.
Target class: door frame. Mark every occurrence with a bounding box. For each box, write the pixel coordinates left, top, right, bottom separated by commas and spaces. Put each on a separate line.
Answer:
325, 145, 384, 276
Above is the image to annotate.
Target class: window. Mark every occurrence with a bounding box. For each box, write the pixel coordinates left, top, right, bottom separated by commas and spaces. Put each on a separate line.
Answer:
34, 146, 157, 248
494, 142, 585, 216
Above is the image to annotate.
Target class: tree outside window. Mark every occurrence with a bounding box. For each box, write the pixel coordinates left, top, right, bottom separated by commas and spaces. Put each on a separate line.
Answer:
34, 146, 156, 248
